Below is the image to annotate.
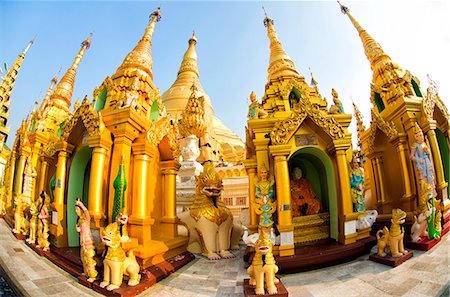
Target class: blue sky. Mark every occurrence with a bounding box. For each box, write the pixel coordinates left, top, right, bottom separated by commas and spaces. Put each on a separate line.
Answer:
1, 1, 449, 148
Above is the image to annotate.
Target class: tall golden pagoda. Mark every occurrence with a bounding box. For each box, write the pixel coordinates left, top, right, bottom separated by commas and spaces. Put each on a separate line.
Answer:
0, 39, 34, 152
340, 2, 449, 214
161, 33, 244, 164
245, 12, 358, 259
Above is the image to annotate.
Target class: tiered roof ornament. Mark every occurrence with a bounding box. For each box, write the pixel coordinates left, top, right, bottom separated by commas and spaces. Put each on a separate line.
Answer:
179, 82, 206, 138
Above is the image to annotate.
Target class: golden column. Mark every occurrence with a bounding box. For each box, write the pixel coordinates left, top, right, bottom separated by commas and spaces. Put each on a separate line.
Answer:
160, 159, 181, 238
331, 140, 355, 244
14, 151, 29, 195
244, 158, 258, 233
392, 135, 414, 211
424, 124, 448, 202
6, 150, 16, 208
53, 142, 74, 247
37, 155, 52, 196
129, 137, 155, 246
254, 138, 270, 170
373, 153, 390, 213
269, 144, 294, 257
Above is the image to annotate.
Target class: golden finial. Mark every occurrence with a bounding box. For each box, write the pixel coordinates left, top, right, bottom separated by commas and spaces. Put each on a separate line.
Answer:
179, 80, 206, 138
309, 67, 318, 87
352, 101, 366, 136
189, 30, 197, 45
178, 31, 199, 76
262, 6, 273, 27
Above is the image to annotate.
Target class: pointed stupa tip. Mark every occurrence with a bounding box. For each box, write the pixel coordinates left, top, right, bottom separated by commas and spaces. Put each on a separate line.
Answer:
189, 31, 197, 45
337, 1, 349, 14
22, 38, 35, 55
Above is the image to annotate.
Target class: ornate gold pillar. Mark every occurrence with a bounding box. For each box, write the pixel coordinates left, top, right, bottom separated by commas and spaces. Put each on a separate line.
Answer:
37, 155, 51, 197
6, 151, 17, 208
331, 140, 355, 244
129, 138, 155, 246
160, 159, 181, 238
372, 152, 390, 213
53, 142, 74, 247
392, 135, 415, 211
269, 144, 294, 257
254, 138, 270, 171
244, 158, 258, 233
14, 153, 28, 195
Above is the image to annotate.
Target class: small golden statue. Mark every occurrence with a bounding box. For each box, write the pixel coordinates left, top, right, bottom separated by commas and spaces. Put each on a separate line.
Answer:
26, 198, 41, 244
248, 91, 268, 119
100, 222, 140, 291
253, 165, 276, 229
376, 208, 408, 257
328, 88, 344, 114
36, 191, 51, 252
75, 199, 98, 282
13, 194, 28, 235
247, 229, 279, 295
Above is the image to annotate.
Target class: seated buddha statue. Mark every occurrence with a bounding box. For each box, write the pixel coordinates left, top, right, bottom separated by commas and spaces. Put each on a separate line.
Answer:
290, 167, 322, 216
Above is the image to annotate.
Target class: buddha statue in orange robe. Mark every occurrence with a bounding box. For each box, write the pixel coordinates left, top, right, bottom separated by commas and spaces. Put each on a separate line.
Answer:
290, 167, 322, 216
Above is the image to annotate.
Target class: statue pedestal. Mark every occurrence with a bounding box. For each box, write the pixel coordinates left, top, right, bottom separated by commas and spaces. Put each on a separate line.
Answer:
243, 279, 288, 297
25, 241, 47, 257
369, 250, 413, 267
176, 160, 203, 213
406, 237, 441, 251
77, 275, 93, 289
13, 232, 27, 240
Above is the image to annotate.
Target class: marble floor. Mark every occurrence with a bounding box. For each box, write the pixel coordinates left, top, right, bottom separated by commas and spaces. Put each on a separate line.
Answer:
0, 220, 448, 297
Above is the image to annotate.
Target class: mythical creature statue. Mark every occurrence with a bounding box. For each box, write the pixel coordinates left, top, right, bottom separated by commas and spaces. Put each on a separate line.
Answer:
328, 88, 344, 114
36, 191, 51, 251
13, 194, 28, 235
75, 199, 98, 282
100, 222, 140, 291
178, 161, 240, 260
253, 165, 276, 229
247, 230, 279, 295
410, 191, 442, 242
376, 208, 408, 257
26, 198, 41, 244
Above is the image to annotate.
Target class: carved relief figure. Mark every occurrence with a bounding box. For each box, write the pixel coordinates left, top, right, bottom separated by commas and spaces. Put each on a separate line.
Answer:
290, 167, 322, 216
178, 161, 238, 260
75, 199, 98, 282
350, 156, 365, 213
13, 193, 28, 235
376, 208, 408, 257
22, 157, 37, 205
248, 91, 268, 119
253, 165, 276, 230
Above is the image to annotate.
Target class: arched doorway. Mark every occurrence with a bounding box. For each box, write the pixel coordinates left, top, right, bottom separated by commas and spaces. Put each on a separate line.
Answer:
66, 146, 92, 247
288, 146, 338, 241
436, 128, 449, 187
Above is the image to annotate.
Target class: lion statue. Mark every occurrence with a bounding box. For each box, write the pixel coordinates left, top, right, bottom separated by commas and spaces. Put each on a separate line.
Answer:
376, 208, 408, 257
100, 222, 140, 291
178, 161, 241, 260
13, 194, 28, 235
247, 229, 279, 295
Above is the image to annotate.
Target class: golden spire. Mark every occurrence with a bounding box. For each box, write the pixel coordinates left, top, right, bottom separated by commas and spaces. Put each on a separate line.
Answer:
179, 81, 206, 138
263, 11, 299, 80
38, 74, 58, 116
338, 2, 391, 70
115, 8, 161, 79
0, 38, 34, 105
51, 35, 91, 109
178, 31, 199, 77
352, 100, 366, 146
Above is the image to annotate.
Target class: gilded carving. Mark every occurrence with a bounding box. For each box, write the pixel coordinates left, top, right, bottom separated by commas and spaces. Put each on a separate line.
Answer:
365, 108, 399, 154
270, 97, 345, 145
